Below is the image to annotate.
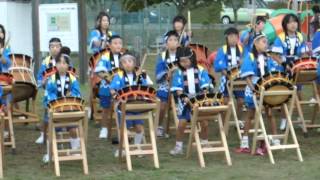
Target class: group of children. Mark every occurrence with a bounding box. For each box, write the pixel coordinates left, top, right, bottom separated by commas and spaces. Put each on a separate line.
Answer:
1, 8, 320, 163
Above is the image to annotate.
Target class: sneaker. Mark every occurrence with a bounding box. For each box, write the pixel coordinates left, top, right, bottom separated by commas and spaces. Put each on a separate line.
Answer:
280, 119, 287, 131
157, 127, 164, 137
234, 147, 251, 154
238, 120, 245, 129
35, 133, 44, 144
309, 98, 317, 106
99, 128, 108, 139
114, 149, 126, 158
255, 147, 265, 156
164, 133, 170, 138
271, 139, 281, 146
70, 138, 80, 150
42, 154, 49, 163
169, 146, 183, 156
3, 131, 9, 139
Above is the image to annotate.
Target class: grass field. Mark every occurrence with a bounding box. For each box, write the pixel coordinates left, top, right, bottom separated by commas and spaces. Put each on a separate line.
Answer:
3, 53, 320, 180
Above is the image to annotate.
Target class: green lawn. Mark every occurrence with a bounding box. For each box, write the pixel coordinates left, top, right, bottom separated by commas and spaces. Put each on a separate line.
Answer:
3, 54, 320, 180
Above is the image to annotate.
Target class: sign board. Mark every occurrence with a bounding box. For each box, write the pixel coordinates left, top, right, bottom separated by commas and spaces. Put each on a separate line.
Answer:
39, 3, 79, 52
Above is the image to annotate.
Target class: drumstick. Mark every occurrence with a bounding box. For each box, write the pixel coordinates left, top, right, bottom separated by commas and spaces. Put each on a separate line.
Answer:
135, 53, 148, 84
188, 10, 192, 43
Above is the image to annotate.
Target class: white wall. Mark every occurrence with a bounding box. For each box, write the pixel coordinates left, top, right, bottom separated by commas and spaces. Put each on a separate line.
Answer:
0, 1, 33, 57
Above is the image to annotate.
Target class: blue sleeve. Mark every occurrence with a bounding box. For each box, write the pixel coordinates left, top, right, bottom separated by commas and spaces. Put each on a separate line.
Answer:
273, 37, 284, 54
109, 74, 123, 91
46, 78, 57, 105
199, 69, 211, 89
170, 70, 183, 92
155, 55, 167, 82
312, 32, 320, 56
70, 80, 81, 97
94, 57, 111, 73
88, 30, 101, 52
214, 48, 227, 72
240, 54, 255, 78
1, 48, 11, 72
240, 30, 250, 44
37, 62, 47, 86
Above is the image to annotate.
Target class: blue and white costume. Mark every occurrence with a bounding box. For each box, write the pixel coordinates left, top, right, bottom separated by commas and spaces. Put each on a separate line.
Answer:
170, 65, 212, 121
88, 29, 117, 53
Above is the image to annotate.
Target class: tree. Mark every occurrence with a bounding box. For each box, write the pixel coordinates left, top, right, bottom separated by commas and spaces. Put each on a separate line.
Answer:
224, 0, 244, 25
122, 0, 222, 16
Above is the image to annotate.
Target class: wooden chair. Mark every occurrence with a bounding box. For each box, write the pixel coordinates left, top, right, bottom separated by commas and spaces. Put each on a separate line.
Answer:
186, 102, 232, 168
48, 110, 89, 176
251, 87, 303, 164
116, 100, 160, 171
292, 70, 320, 135
226, 79, 262, 140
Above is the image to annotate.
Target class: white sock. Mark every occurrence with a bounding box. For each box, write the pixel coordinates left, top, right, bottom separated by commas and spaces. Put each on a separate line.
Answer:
134, 132, 143, 145
70, 138, 80, 150
40, 132, 44, 137
200, 139, 209, 144
240, 136, 249, 148
176, 141, 183, 149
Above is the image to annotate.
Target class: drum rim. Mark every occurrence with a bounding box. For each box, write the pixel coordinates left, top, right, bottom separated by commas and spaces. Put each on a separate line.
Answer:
9, 53, 33, 62
48, 97, 85, 109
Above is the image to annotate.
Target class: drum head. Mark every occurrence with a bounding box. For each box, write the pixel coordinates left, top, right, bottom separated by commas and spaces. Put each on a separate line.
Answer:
263, 85, 291, 107
48, 97, 85, 113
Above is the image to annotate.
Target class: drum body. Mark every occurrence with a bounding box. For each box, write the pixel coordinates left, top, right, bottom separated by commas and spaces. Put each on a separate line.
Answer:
10, 68, 37, 102
255, 71, 293, 107
9, 54, 32, 69
190, 93, 224, 107
48, 97, 85, 113
116, 85, 157, 113
0, 73, 14, 96
227, 66, 241, 81
291, 57, 318, 82
189, 43, 210, 70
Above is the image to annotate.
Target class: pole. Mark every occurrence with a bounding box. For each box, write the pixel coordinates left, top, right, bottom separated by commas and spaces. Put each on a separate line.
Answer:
32, 0, 40, 76
78, 0, 88, 84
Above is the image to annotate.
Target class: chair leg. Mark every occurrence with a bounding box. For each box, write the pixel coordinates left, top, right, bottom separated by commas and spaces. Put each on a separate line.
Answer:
218, 114, 232, 166
148, 112, 159, 169
52, 126, 60, 176
78, 121, 89, 175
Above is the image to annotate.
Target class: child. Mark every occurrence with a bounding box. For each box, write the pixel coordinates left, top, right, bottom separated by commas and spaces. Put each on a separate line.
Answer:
109, 53, 153, 157
94, 35, 124, 139
155, 30, 179, 137
240, 16, 266, 55
42, 50, 81, 163
214, 27, 244, 125
237, 33, 280, 155
169, 47, 212, 155
89, 12, 117, 53
35, 38, 63, 144
170, 15, 191, 47
273, 13, 308, 128
0, 24, 11, 72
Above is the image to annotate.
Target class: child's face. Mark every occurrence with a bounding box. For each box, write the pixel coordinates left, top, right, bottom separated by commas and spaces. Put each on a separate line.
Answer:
0, 28, 4, 39
255, 21, 265, 32
179, 57, 192, 69
49, 42, 62, 58
121, 58, 135, 72
174, 21, 184, 32
56, 57, 69, 74
227, 34, 239, 46
110, 38, 123, 53
255, 37, 268, 53
166, 36, 179, 50
100, 16, 110, 30
287, 17, 298, 33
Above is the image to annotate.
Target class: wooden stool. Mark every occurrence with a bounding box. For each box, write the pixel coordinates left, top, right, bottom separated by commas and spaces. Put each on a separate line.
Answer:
251, 87, 303, 164
48, 110, 89, 176
12, 97, 39, 124
116, 100, 160, 171
292, 70, 320, 135
3, 94, 16, 152
226, 79, 262, 140
186, 103, 232, 167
